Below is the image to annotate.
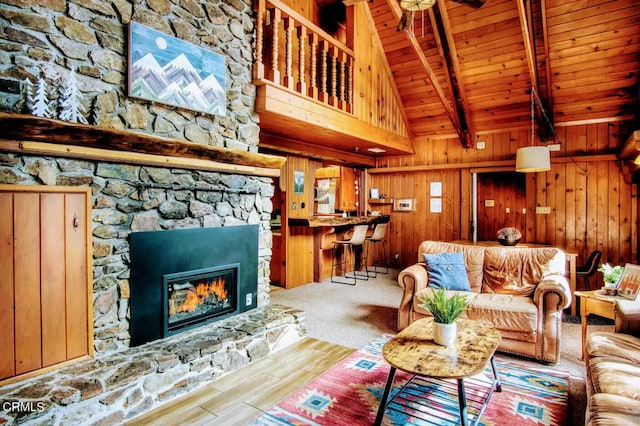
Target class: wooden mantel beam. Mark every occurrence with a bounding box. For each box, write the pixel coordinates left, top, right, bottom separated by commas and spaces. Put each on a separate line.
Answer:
0, 113, 286, 176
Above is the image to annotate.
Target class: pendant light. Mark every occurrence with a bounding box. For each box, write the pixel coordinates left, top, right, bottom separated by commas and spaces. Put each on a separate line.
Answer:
515, 89, 550, 173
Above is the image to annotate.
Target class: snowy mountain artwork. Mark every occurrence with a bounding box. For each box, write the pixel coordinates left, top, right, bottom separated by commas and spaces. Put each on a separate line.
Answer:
128, 22, 226, 116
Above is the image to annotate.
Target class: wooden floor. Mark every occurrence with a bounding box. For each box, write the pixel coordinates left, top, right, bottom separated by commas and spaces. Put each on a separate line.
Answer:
126, 338, 354, 426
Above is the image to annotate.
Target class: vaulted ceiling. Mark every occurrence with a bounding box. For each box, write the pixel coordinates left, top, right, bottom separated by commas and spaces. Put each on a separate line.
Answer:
367, 0, 640, 148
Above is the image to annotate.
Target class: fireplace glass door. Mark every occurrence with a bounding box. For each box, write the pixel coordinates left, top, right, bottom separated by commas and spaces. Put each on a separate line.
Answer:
163, 265, 238, 336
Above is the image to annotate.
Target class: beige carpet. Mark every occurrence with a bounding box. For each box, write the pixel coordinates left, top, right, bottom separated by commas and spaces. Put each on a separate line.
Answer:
270, 269, 614, 426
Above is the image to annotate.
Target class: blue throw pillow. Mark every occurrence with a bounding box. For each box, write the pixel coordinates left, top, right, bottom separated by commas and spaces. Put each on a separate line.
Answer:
423, 252, 471, 291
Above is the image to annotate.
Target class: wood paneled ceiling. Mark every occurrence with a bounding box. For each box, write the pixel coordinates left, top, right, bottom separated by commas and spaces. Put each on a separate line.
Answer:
368, 0, 640, 147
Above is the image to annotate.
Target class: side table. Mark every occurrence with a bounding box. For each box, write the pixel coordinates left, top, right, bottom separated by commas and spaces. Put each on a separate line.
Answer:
574, 290, 619, 359
374, 318, 502, 426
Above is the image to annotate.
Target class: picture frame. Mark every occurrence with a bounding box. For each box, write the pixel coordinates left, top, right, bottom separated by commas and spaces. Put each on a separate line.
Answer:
616, 263, 640, 300
393, 198, 414, 212
294, 170, 305, 194
370, 188, 379, 199
128, 21, 226, 116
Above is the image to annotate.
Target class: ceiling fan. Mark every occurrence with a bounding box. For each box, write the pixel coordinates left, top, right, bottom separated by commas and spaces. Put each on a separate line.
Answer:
397, 0, 486, 32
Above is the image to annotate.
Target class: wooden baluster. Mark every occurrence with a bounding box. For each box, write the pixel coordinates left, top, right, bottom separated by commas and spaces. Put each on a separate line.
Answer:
283, 17, 294, 90
269, 8, 281, 84
329, 46, 338, 107
346, 56, 354, 113
253, 0, 265, 80
338, 51, 347, 111
308, 33, 319, 100
297, 25, 307, 95
319, 40, 329, 103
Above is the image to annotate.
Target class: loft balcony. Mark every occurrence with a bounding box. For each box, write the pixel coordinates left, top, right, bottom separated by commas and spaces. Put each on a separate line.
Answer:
253, 0, 414, 165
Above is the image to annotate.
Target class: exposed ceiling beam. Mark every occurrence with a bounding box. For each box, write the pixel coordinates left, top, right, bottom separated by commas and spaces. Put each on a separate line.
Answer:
539, 0, 555, 126
431, 0, 474, 147
516, 0, 551, 141
385, 0, 469, 147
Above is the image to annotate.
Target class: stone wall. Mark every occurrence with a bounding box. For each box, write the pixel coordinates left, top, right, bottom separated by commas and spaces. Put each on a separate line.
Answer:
0, 0, 275, 348
0, 0, 259, 153
0, 2, 304, 422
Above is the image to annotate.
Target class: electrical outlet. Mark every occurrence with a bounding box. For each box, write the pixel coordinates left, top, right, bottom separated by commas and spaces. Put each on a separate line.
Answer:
246, 293, 252, 306
505, 207, 510, 213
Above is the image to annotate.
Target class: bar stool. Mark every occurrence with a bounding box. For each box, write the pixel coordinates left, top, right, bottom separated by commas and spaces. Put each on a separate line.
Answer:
331, 224, 370, 285
366, 221, 389, 277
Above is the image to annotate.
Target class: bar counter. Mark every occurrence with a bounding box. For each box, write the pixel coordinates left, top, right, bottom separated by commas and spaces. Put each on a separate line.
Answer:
287, 215, 383, 282
288, 215, 380, 227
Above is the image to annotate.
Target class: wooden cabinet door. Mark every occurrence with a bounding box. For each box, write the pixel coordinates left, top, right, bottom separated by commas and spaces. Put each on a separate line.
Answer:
0, 185, 92, 382
337, 167, 356, 211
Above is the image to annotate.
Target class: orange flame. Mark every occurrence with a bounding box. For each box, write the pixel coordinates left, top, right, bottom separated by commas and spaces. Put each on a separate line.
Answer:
172, 277, 229, 315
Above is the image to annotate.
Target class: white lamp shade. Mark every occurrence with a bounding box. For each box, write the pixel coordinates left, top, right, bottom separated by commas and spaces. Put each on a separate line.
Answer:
515, 146, 550, 173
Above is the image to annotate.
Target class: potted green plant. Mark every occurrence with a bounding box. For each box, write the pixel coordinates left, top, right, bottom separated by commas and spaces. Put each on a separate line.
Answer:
418, 288, 469, 346
598, 263, 624, 295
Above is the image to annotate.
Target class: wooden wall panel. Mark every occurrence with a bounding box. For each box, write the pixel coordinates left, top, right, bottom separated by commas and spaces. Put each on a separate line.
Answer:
352, 3, 409, 137
283, 155, 318, 287
66, 193, 89, 359
13, 193, 42, 375
369, 122, 636, 278
0, 186, 92, 381
40, 193, 67, 367
0, 193, 15, 379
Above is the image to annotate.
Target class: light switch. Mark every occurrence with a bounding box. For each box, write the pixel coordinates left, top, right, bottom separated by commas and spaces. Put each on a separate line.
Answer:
505, 207, 510, 213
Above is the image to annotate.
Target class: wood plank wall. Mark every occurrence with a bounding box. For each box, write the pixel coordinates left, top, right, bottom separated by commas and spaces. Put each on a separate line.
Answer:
369, 123, 637, 277
352, 3, 409, 137
282, 155, 323, 287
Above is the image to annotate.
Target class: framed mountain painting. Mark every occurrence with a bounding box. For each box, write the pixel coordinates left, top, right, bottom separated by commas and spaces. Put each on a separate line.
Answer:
128, 21, 226, 116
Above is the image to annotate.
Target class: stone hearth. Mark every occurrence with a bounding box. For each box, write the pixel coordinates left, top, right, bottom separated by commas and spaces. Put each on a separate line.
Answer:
0, 305, 305, 425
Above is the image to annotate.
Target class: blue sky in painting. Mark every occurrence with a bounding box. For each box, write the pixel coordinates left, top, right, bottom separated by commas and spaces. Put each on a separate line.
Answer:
129, 22, 225, 85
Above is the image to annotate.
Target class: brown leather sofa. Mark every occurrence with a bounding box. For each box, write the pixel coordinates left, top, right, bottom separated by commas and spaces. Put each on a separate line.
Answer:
585, 300, 640, 424
398, 241, 571, 364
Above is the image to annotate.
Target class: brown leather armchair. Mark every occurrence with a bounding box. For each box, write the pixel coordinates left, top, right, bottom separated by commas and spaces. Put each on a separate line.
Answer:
585, 299, 640, 424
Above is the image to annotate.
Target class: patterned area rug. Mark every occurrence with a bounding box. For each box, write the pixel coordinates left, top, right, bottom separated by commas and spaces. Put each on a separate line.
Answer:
251, 335, 569, 426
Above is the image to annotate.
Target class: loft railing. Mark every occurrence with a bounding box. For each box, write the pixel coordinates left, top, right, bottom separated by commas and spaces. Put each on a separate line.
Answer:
254, 0, 355, 113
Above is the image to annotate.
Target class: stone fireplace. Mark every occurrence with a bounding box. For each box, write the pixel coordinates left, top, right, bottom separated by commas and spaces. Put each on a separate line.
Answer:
0, 152, 305, 426
0, 0, 304, 422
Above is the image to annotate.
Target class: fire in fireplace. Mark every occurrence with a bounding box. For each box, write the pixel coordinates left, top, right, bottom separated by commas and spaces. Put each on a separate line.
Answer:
129, 225, 258, 346
164, 265, 237, 335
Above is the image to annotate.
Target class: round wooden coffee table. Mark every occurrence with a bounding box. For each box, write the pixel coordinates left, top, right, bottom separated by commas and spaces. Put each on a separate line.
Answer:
374, 318, 502, 426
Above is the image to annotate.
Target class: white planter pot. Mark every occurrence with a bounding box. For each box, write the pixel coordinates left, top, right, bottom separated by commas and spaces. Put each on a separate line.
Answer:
433, 321, 457, 346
